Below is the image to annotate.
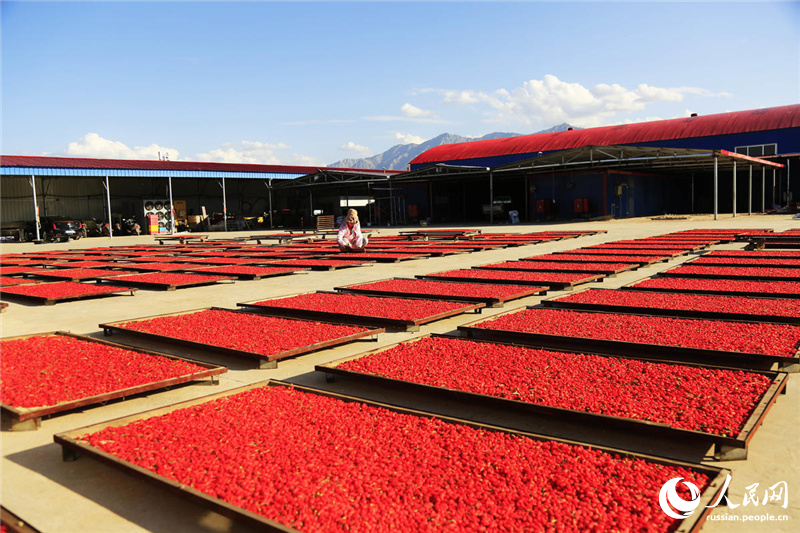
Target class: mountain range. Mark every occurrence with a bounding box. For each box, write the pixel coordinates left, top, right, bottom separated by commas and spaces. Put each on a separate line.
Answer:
329, 123, 576, 170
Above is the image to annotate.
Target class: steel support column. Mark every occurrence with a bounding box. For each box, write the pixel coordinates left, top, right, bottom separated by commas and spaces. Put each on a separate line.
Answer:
488, 168, 494, 224
748, 165, 752, 216
105, 176, 113, 239
267, 180, 274, 229
168, 176, 175, 234
30, 175, 41, 241
773, 169, 777, 206
762, 167, 766, 213
732, 161, 737, 217
713, 156, 718, 220
221, 177, 228, 232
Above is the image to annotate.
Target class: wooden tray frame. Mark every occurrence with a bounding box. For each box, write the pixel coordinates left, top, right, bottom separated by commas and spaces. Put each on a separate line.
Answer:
54, 379, 730, 533
238, 291, 484, 332
100, 307, 384, 369
457, 307, 800, 373
0, 283, 137, 305
1, 331, 226, 431
417, 270, 606, 290
334, 277, 547, 308
542, 287, 800, 324
317, 333, 788, 461
99, 273, 235, 291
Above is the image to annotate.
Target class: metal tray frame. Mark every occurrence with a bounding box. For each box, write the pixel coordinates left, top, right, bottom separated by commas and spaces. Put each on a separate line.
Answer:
1, 331, 226, 431
262, 259, 375, 270
522, 254, 662, 265
99, 273, 236, 291
458, 307, 800, 373
100, 307, 384, 369
53, 379, 730, 533
624, 280, 800, 300
24, 269, 138, 281
688, 259, 800, 269
238, 291, 484, 331
327, 253, 432, 263
660, 270, 800, 282
0, 284, 137, 305
417, 271, 606, 290
554, 249, 689, 257
472, 261, 638, 276
334, 277, 547, 308
542, 287, 800, 325
317, 333, 788, 461
179, 265, 310, 280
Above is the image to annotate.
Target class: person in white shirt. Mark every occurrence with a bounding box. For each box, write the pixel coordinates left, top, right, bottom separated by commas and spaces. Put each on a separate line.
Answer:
337, 208, 368, 251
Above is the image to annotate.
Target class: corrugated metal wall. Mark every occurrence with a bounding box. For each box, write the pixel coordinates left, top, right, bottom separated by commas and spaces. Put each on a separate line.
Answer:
1, 175, 280, 225
1, 176, 107, 224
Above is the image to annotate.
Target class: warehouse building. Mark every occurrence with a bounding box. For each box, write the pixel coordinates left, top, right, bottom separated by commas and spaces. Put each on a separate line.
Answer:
1, 104, 798, 239
402, 103, 799, 223
0, 157, 399, 240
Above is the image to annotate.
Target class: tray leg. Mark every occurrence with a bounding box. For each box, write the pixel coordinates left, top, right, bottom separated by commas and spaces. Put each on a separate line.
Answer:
2, 417, 41, 432
62, 446, 81, 462
715, 444, 748, 461
779, 362, 799, 373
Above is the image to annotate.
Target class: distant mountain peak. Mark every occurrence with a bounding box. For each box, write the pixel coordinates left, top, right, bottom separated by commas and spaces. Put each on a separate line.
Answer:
329, 124, 577, 170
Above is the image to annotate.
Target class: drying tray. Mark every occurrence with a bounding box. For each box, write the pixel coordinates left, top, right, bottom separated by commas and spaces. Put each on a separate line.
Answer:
54, 379, 730, 533
624, 279, 800, 300
100, 307, 384, 369
317, 333, 788, 461
457, 307, 800, 373
417, 271, 606, 290
0, 283, 137, 305
541, 287, 800, 325
238, 291, 484, 332
179, 265, 310, 280
98, 273, 235, 291
1, 331, 226, 431
334, 277, 547, 308
472, 261, 638, 276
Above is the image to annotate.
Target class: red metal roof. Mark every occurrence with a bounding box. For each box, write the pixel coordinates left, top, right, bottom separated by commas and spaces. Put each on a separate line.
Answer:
0, 155, 401, 175
411, 104, 800, 165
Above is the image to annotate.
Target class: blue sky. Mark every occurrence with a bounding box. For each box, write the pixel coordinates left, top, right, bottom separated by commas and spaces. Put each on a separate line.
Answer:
2, 1, 798, 166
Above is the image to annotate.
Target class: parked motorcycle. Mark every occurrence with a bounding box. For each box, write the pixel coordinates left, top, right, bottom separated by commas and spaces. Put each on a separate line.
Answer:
123, 217, 141, 235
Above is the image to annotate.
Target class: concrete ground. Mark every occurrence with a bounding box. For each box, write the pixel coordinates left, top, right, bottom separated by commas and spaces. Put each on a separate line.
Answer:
1, 214, 798, 533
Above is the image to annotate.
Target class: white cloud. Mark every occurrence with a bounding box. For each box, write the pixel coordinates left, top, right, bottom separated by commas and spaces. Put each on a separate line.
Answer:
66, 132, 180, 160
400, 102, 437, 119
195, 141, 292, 164
340, 141, 372, 156
63, 134, 322, 166
443, 90, 481, 105
394, 132, 425, 145
439, 75, 726, 128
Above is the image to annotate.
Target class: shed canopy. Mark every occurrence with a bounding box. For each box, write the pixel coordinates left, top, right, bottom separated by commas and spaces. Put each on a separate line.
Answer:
397, 145, 783, 183
410, 104, 800, 167
0, 155, 378, 180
